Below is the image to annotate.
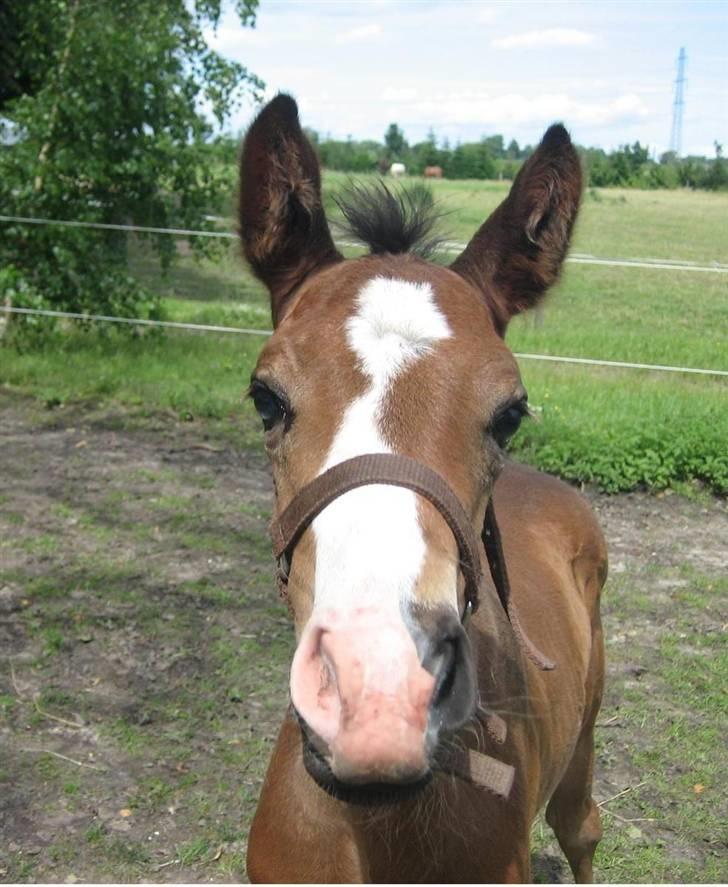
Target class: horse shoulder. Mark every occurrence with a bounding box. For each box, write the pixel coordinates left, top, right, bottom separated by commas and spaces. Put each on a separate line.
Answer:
489, 462, 607, 807
495, 461, 608, 610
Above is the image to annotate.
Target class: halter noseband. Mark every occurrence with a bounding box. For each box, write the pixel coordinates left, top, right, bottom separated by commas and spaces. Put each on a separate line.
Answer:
269, 452, 553, 672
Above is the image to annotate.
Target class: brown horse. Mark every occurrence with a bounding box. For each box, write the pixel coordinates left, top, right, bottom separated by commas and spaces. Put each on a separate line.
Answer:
424, 165, 443, 178
239, 94, 607, 883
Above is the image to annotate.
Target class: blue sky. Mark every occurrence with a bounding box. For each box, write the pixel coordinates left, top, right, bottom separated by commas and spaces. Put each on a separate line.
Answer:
205, 0, 727, 157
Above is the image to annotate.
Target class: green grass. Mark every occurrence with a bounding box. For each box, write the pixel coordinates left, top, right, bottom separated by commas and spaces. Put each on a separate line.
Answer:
508, 263, 726, 370
1, 327, 264, 445
599, 574, 727, 882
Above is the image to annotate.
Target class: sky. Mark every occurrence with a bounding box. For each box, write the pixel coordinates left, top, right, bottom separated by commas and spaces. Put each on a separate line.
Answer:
205, 0, 728, 157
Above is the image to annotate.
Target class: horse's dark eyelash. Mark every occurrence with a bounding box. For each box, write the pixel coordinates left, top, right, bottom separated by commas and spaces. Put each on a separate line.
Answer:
249, 378, 288, 407
491, 398, 530, 425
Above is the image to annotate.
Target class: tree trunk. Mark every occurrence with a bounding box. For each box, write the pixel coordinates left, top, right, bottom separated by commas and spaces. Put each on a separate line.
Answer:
34, 0, 80, 193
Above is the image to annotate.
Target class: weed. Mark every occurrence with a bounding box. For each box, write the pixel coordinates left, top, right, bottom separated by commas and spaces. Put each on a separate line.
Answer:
177, 836, 211, 865
108, 718, 147, 755
85, 822, 107, 843
131, 776, 176, 812
43, 626, 64, 654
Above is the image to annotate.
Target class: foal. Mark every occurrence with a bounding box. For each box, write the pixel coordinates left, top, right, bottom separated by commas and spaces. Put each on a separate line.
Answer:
239, 94, 607, 883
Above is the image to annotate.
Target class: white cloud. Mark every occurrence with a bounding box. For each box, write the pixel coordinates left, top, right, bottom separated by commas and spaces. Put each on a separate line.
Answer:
493, 28, 595, 50
476, 8, 498, 24
393, 90, 650, 129
381, 86, 419, 102
334, 23, 383, 45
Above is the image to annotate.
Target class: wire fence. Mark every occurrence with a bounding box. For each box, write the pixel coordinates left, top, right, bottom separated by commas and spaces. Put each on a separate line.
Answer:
2, 214, 728, 273
2, 305, 726, 378
2, 214, 727, 379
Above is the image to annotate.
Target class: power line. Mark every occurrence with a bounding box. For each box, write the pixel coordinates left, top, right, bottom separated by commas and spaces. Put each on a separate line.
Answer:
2, 306, 726, 378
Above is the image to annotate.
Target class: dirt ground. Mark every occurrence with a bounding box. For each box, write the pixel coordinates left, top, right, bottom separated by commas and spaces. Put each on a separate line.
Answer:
0, 389, 726, 883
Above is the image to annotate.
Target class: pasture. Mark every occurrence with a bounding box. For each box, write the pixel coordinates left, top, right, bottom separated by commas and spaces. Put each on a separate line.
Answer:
1, 179, 727, 882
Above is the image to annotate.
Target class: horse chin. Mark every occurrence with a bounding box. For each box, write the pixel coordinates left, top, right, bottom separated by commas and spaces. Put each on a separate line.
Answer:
298, 719, 432, 806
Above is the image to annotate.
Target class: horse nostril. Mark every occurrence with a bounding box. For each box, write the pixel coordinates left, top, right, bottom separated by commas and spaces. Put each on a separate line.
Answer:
408, 606, 477, 734
432, 637, 457, 708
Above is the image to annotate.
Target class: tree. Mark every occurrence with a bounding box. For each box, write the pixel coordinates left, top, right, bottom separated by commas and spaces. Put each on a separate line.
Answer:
384, 123, 407, 160
506, 138, 520, 160
444, 142, 496, 180
0, 0, 261, 330
703, 142, 728, 191
482, 134, 505, 159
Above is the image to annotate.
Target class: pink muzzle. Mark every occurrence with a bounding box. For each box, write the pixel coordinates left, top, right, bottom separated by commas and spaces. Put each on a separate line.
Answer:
290, 608, 436, 783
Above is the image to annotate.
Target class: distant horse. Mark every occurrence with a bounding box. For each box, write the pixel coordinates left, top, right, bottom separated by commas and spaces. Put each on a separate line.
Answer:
389, 161, 406, 177
424, 165, 443, 178
239, 94, 606, 883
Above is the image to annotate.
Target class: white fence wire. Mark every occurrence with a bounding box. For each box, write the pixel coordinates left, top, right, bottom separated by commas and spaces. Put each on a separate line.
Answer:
2, 214, 728, 274
2, 306, 726, 378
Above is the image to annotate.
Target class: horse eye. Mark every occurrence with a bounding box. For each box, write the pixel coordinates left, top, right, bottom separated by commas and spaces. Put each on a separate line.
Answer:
491, 402, 526, 448
250, 383, 286, 431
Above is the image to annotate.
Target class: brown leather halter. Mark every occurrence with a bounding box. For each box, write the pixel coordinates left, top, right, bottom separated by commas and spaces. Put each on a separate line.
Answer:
268, 452, 555, 799
270, 452, 554, 671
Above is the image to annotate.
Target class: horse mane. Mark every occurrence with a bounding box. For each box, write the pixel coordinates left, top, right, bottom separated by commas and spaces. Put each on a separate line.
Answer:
334, 180, 446, 258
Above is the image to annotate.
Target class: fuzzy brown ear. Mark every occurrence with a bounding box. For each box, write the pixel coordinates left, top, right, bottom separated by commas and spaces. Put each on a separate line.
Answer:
450, 124, 582, 336
239, 94, 342, 325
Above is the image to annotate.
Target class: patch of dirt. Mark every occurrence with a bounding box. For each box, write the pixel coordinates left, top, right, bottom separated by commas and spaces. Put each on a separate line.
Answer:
589, 490, 728, 574
0, 390, 726, 882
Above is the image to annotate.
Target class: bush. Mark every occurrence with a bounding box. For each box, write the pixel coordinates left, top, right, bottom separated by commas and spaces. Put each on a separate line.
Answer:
0, 223, 160, 345
513, 408, 728, 495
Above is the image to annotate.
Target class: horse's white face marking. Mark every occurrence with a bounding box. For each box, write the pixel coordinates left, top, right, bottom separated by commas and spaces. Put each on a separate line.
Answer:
312, 276, 454, 621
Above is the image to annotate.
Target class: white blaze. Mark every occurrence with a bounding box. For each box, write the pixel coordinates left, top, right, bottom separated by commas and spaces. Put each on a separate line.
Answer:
312, 276, 453, 618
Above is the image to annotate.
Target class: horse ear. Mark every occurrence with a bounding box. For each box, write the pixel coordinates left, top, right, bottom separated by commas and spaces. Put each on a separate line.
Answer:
450, 124, 582, 336
239, 94, 342, 325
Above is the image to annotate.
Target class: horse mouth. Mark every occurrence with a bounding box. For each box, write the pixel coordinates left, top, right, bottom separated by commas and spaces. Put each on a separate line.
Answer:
297, 717, 432, 806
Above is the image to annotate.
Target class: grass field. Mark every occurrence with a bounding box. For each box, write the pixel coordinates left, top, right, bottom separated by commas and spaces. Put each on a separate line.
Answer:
323, 172, 728, 264
2, 176, 727, 493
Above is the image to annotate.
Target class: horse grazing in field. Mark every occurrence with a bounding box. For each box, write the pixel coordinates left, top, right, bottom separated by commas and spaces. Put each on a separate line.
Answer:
424, 165, 443, 178
239, 94, 606, 883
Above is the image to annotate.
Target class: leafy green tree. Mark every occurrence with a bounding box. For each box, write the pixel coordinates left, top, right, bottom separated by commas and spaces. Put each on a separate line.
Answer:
506, 138, 520, 160
384, 123, 407, 160
0, 0, 261, 331
482, 134, 505, 159
703, 142, 728, 190
445, 142, 496, 180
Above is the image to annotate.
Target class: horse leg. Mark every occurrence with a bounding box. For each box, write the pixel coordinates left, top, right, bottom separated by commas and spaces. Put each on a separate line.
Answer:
545, 624, 604, 883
